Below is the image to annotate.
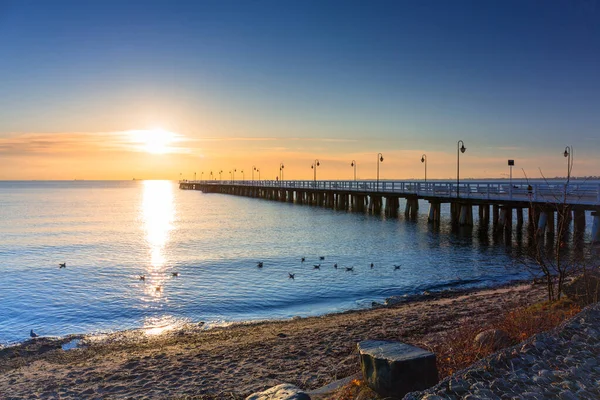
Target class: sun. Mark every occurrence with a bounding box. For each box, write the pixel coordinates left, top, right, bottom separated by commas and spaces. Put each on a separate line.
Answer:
130, 128, 177, 154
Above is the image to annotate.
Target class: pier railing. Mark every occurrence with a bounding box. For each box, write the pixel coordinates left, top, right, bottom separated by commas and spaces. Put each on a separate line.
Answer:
180, 180, 600, 206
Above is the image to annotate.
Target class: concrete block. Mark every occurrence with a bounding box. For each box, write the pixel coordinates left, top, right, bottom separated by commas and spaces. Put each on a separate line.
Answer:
358, 340, 438, 398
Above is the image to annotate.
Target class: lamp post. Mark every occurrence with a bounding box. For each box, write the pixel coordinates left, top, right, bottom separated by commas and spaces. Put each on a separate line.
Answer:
457, 140, 466, 198
256, 168, 260, 180
563, 146, 573, 179
508, 160, 514, 197
179, 172, 182, 182
219, 170, 223, 180
350, 160, 357, 181
210, 171, 213, 180
201, 171, 204, 181
194, 172, 196, 181
253, 166, 259, 181
279, 163, 285, 181
420, 154, 427, 183
241, 170, 244, 181
377, 153, 384, 189
311, 159, 320, 182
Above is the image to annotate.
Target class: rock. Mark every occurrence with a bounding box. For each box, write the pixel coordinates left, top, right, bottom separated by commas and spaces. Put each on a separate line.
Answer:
245, 384, 310, 400
357, 340, 438, 398
474, 329, 511, 351
448, 379, 469, 394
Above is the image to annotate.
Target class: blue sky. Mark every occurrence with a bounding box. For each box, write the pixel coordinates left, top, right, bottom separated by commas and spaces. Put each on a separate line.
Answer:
0, 0, 599, 179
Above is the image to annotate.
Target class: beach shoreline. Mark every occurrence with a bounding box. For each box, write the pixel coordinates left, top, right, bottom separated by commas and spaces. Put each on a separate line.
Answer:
0, 280, 547, 399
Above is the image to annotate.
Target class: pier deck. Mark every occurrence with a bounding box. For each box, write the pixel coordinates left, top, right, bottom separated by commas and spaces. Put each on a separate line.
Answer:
179, 179, 600, 243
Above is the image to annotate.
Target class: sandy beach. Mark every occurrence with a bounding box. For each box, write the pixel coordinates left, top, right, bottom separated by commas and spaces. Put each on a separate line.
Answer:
0, 282, 548, 399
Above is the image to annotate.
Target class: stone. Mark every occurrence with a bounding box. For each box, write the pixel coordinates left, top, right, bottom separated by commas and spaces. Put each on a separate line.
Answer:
357, 340, 438, 398
474, 329, 511, 351
245, 384, 310, 400
449, 379, 469, 394
558, 390, 578, 400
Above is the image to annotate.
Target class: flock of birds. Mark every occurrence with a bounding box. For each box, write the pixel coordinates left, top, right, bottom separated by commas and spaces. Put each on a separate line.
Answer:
38, 257, 403, 339
57, 262, 180, 293
257, 256, 402, 280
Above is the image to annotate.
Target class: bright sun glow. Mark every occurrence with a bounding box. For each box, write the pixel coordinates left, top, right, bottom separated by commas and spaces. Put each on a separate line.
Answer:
130, 128, 178, 154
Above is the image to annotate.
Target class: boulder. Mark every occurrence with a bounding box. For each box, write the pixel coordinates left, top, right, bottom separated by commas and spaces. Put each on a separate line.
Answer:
245, 383, 310, 400
357, 340, 438, 398
474, 329, 511, 351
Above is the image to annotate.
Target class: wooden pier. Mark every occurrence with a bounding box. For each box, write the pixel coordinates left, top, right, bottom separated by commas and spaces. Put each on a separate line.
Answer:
179, 180, 600, 244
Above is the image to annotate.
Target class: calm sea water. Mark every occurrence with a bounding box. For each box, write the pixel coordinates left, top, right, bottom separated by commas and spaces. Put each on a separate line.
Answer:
0, 180, 589, 345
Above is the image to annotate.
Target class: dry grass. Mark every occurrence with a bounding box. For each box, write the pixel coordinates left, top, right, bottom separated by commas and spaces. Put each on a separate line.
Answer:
428, 298, 581, 378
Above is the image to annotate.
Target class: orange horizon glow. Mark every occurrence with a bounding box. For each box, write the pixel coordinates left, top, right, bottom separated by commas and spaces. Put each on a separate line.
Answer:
0, 129, 597, 181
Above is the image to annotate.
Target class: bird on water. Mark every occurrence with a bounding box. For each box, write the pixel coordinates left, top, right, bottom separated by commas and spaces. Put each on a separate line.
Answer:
30, 329, 39, 338
319, 256, 325, 260
334, 263, 338, 269
394, 264, 402, 270
172, 272, 179, 277
370, 262, 374, 269
139, 275, 146, 281
257, 262, 264, 268
313, 264, 321, 269
346, 267, 354, 271
288, 273, 295, 279
301, 257, 305, 262
58, 263, 66, 268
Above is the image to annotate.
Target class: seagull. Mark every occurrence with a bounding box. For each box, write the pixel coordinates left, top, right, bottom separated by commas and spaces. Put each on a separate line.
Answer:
58, 263, 66, 268
319, 256, 325, 260
30, 329, 39, 338
172, 272, 179, 277
257, 262, 264, 268
313, 264, 321, 269
139, 275, 146, 281
288, 273, 295, 279
370, 263, 374, 269
301, 257, 305, 262
394, 265, 402, 270
334, 263, 338, 269
345, 267, 354, 272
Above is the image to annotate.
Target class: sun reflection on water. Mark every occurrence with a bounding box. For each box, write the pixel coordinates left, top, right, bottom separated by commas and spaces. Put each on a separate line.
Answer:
141, 180, 175, 299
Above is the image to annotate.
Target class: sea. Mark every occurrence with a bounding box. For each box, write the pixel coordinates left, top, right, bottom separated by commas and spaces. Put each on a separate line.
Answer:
0, 180, 593, 345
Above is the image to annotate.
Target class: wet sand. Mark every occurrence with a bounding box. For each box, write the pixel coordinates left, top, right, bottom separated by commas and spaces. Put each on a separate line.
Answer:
0, 282, 546, 399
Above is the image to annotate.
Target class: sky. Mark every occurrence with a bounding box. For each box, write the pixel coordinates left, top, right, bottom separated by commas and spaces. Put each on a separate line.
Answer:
0, 0, 599, 180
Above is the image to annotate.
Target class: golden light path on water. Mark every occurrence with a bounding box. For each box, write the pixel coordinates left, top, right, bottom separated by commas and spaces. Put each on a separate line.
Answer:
140, 180, 178, 335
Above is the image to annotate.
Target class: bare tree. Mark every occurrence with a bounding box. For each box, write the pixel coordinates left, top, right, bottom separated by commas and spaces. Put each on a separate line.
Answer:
520, 150, 597, 302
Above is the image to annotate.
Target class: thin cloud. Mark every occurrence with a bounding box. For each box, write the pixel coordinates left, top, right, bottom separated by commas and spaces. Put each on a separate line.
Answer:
0, 130, 192, 156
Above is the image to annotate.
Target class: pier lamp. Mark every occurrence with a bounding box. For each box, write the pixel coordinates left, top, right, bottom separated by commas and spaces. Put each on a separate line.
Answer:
194, 172, 196, 181
350, 160, 357, 181
201, 172, 204, 181
252, 165, 257, 181
229, 171, 232, 181
377, 153, 384, 189
311, 160, 320, 182
179, 172, 182, 182
279, 163, 285, 181
457, 140, 466, 198
563, 146, 573, 179
421, 154, 427, 183
219, 170, 223, 180
210, 171, 213, 180
256, 168, 260, 180
241, 170, 244, 181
